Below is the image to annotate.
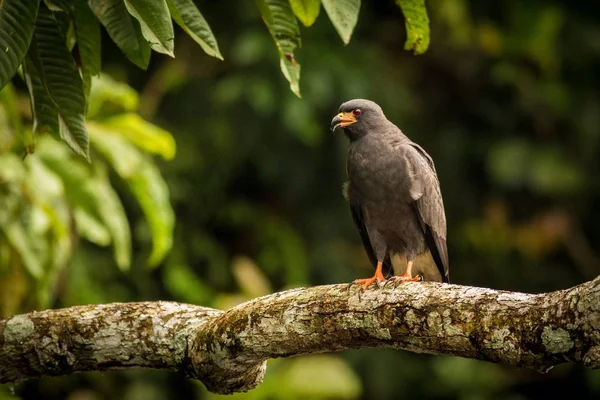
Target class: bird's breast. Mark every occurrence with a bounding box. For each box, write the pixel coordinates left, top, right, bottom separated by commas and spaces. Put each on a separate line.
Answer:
346, 140, 411, 204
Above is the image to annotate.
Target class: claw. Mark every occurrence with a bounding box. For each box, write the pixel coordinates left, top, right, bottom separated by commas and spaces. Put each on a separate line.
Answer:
346, 282, 354, 293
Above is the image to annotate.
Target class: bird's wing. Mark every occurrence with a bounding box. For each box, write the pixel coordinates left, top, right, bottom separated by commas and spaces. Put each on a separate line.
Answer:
402, 143, 450, 283
347, 187, 394, 278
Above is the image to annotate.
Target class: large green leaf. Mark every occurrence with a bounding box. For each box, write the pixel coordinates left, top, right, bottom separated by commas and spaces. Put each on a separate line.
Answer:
396, 0, 430, 54
88, 163, 132, 270
26, 155, 73, 282
0, 0, 40, 90
88, 0, 151, 69
30, 5, 90, 161
39, 139, 132, 271
89, 124, 174, 267
98, 113, 176, 160
74, 1, 101, 100
289, 0, 320, 27
322, 0, 360, 45
23, 56, 59, 138
255, 0, 302, 97
124, 0, 174, 57
166, 0, 222, 60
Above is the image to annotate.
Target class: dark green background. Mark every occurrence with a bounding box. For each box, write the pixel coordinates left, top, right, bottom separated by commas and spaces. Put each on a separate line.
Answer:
5, 0, 600, 398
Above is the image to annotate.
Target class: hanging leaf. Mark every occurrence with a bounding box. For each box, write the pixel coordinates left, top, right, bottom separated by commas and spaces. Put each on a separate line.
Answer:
89, 124, 174, 267
73, 207, 111, 246
322, 0, 360, 45
396, 0, 430, 54
39, 140, 132, 271
0, 0, 40, 90
87, 164, 133, 270
289, 0, 320, 27
29, 5, 90, 161
23, 57, 59, 138
255, 0, 302, 97
99, 113, 176, 160
166, 0, 222, 60
124, 0, 175, 57
74, 1, 101, 99
88, 0, 151, 69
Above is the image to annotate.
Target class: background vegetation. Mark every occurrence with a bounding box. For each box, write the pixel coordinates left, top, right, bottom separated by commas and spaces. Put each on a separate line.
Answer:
2, 0, 600, 399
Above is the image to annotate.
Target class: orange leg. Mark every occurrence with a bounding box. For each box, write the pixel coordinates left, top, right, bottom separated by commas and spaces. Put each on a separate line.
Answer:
352, 261, 387, 291
391, 260, 422, 285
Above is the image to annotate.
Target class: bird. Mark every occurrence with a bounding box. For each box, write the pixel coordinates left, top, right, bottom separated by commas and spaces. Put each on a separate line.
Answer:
331, 99, 449, 291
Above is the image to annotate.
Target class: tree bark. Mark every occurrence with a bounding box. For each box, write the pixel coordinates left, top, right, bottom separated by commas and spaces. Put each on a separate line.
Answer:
2, 279, 600, 394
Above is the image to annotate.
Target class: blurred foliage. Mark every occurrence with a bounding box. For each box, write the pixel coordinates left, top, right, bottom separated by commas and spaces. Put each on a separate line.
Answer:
0, 0, 428, 159
0, 74, 174, 315
3, 0, 600, 399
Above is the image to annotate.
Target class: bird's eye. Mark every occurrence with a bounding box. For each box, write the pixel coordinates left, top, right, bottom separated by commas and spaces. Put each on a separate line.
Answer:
352, 109, 362, 117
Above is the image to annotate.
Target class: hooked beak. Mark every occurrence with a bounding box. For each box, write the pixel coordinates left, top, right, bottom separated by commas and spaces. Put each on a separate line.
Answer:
330, 112, 357, 132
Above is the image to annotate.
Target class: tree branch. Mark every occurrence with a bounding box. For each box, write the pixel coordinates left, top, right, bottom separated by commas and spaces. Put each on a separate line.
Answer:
2, 279, 600, 394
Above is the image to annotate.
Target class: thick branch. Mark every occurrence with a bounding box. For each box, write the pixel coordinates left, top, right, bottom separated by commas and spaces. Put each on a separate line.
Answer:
2, 279, 600, 394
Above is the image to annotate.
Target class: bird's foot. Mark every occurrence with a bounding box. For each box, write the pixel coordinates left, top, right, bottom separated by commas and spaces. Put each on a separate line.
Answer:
351, 276, 385, 292
386, 273, 423, 288
348, 270, 387, 295
346, 261, 387, 298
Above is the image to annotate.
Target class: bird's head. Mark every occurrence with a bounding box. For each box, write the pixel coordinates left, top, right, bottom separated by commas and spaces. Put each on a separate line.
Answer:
330, 99, 386, 140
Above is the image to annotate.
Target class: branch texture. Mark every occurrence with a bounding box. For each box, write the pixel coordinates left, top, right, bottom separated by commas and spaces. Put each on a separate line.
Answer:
2, 278, 600, 394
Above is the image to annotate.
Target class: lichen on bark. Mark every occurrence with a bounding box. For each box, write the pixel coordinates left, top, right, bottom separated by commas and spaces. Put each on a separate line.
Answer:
1, 277, 600, 394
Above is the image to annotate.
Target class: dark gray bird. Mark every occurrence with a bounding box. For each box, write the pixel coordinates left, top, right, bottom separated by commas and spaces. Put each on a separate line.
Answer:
331, 99, 449, 290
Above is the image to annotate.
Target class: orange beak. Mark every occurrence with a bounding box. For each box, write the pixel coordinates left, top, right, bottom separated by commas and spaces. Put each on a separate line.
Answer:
331, 112, 357, 131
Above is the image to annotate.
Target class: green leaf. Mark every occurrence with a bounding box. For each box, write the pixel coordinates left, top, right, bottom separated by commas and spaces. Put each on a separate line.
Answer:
74, 207, 111, 246
166, 0, 222, 60
0, 0, 40, 90
30, 5, 90, 161
255, 0, 302, 97
74, 1, 101, 100
42, 0, 72, 13
2, 220, 44, 278
39, 140, 132, 271
289, 0, 320, 27
396, 0, 430, 54
22, 56, 59, 138
124, 0, 174, 57
88, 0, 151, 69
89, 124, 174, 267
98, 113, 176, 160
87, 73, 139, 119
26, 156, 73, 277
322, 0, 360, 45
88, 164, 132, 270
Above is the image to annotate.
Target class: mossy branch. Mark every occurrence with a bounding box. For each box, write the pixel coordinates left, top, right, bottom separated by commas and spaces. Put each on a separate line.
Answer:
2, 278, 600, 394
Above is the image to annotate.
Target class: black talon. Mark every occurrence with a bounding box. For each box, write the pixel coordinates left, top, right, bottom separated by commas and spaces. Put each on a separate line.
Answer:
346, 282, 354, 293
